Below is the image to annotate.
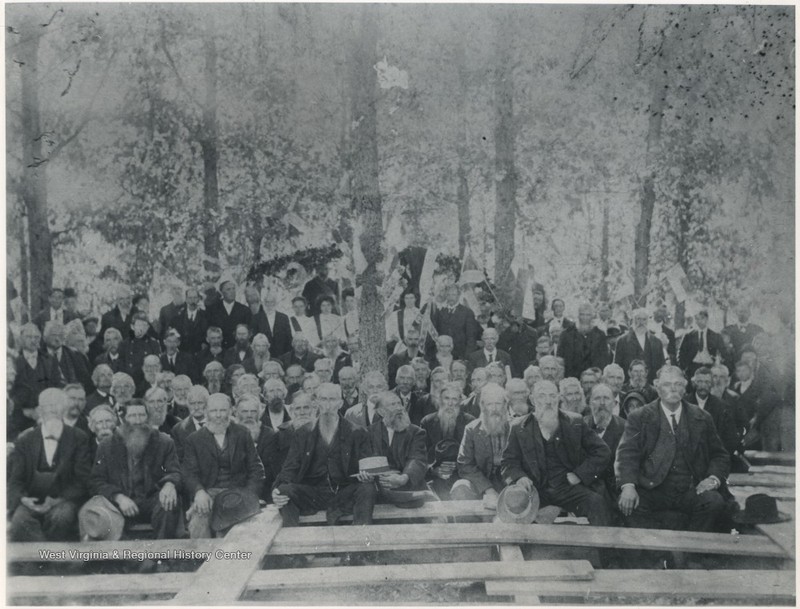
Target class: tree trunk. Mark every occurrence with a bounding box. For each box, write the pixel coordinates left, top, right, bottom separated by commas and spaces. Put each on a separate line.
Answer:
454, 38, 471, 259
349, 6, 387, 377
633, 53, 666, 302
493, 11, 517, 304
19, 204, 30, 322
19, 16, 52, 317
201, 17, 221, 284
600, 201, 610, 302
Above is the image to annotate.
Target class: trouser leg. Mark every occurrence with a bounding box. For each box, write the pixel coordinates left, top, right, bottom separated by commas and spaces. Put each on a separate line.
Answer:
450, 479, 481, 501
139, 496, 181, 540
676, 488, 725, 533
9, 504, 46, 542
276, 483, 331, 527
547, 484, 612, 527
42, 500, 78, 541
328, 483, 376, 525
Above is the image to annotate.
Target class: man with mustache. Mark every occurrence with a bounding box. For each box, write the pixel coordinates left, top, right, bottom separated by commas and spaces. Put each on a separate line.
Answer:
202, 361, 225, 395
461, 367, 488, 419
420, 382, 474, 499
365, 391, 428, 505
273, 383, 375, 525
394, 365, 433, 427
182, 393, 265, 538
278, 334, 321, 374
452, 383, 511, 509
261, 378, 292, 429
264, 391, 320, 496
86, 364, 115, 412
616, 366, 729, 532
502, 380, 612, 525
338, 366, 360, 414
559, 377, 587, 416
169, 374, 192, 420
583, 383, 626, 500
688, 367, 743, 466
344, 371, 388, 429
171, 385, 209, 463
135, 355, 162, 399
234, 394, 277, 499
88, 399, 182, 540
145, 387, 179, 434
506, 378, 532, 418
9, 388, 90, 541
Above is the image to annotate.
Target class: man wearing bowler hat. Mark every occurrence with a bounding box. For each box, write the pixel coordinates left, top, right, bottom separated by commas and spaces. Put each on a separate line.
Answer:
88, 399, 182, 540
272, 383, 375, 526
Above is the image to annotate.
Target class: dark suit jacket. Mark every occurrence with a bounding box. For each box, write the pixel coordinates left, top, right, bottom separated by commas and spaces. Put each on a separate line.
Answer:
255, 425, 285, 499
34, 308, 80, 332
457, 418, 509, 495
195, 348, 225, 376
85, 390, 114, 412
501, 411, 610, 491
261, 407, 292, 429
8, 425, 91, 512
736, 376, 780, 427
558, 326, 611, 380
583, 414, 625, 495
170, 308, 209, 355
615, 400, 730, 490
10, 352, 64, 437
395, 388, 435, 427
182, 423, 265, 498
205, 300, 252, 349
222, 346, 254, 370
170, 417, 203, 462
466, 348, 513, 373
160, 351, 198, 383
661, 324, 677, 364
100, 306, 138, 340
367, 420, 428, 490
387, 349, 422, 389
614, 330, 666, 384
497, 325, 539, 378
53, 347, 94, 395
460, 393, 481, 419
687, 393, 742, 457
90, 428, 181, 501
158, 302, 186, 341
432, 304, 478, 360
332, 351, 353, 384
119, 337, 161, 383
278, 350, 321, 374
274, 417, 368, 489
420, 411, 475, 464
249, 308, 293, 359
93, 352, 124, 373
723, 322, 764, 357
678, 328, 723, 376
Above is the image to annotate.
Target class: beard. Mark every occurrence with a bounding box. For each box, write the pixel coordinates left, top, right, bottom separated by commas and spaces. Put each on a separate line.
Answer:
385, 411, 411, 433
592, 409, 612, 429
41, 418, 64, 438
205, 418, 231, 435
267, 397, 285, 414
481, 412, 508, 437
438, 407, 459, 437
535, 405, 559, 430
240, 420, 261, 441
120, 423, 151, 459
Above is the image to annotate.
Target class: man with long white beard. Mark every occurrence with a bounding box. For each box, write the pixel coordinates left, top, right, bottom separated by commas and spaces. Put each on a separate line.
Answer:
502, 380, 612, 526
87, 404, 117, 461
9, 388, 90, 541
182, 393, 265, 538
421, 382, 475, 499
583, 383, 625, 500
452, 383, 510, 508
273, 383, 375, 526
365, 391, 428, 505
202, 361, 225, 395
171, 385, 209, 462
266, 391, 320, 490
506, 378, 532, 418
170, 374, 192, 420
261, 378, 291, 429
235, 394, 276, 500
88, 399, 182, 540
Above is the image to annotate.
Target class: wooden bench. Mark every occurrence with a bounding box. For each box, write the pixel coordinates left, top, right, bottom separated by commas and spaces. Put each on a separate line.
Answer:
745, 450, 795, 466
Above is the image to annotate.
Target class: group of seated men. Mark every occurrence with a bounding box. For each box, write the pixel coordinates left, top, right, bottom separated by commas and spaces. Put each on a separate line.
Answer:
6, 277, 782, 546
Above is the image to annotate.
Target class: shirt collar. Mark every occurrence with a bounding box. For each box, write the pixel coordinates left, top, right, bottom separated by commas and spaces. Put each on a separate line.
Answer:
660, 401, 683, 424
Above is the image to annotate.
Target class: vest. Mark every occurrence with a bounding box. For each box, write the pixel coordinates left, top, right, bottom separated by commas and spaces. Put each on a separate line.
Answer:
658, 410, 694, 492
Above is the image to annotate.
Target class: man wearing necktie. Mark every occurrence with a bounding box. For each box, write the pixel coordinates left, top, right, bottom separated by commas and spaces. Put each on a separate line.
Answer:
616, 366, 729, 532
8, 388, 90, 541
678, 310, 721, 380
430, 284, 478, 360
583, 383, 625, 501
466, 328, 512, 374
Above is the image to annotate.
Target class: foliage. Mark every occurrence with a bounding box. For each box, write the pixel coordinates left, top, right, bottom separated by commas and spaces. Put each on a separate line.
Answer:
246, 244, 343, 283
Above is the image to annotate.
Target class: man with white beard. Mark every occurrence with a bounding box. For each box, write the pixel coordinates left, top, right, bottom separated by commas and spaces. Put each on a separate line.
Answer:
364, 391, 428, 506
170, 374, 192, 420
502, 380, 612, 525
506, 378, 532, 418
88, 399, 182, 540
182, 393, 265, 538
273, 383, 375, 526
452, 383, 511, 509
87, 404, 118, 461
420, 382, 475, 499
234, 394, 277, 500
145, 387, 179, 434
559, 377, 587, 415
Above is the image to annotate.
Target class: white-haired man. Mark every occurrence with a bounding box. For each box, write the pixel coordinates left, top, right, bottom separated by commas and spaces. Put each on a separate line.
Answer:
394, 365, 433, 426
584, 383, 625, 500
602, 363, 626, 416
461, 367, 488, 419
171, 385, 209, 462
452, 383, 511, 508
86, 364, 115, 412
559, 377, 587, 415
87, 404, 117, 461
279, 334, 321, 373
109, 372, 136, 417
145, 387, 178, 434
136, 354, 162, 399
614, 308, 665, 385
344, 371, 388, 428
506, 378, 532, 418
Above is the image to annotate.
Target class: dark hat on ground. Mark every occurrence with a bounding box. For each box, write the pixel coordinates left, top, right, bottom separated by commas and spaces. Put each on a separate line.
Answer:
211, 488, 261, 532
496, 484, 539, 524
732, 494, 791, 525
433, 438, 460, 466
79, 496, 125, 541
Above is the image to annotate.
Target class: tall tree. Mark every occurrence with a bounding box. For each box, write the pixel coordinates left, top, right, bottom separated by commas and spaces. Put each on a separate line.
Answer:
349, 6, 387, 375
201, 13, 221, 283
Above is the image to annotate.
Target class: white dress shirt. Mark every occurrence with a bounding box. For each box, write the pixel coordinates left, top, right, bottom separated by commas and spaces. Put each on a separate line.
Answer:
223, 301, 234, 315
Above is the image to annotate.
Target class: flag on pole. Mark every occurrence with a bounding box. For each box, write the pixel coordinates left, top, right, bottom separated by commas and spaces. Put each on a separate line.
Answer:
665, 264, 689, 303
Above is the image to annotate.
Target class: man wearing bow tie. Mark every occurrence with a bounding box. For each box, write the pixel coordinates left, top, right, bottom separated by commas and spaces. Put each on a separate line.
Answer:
8, 388, 90, 541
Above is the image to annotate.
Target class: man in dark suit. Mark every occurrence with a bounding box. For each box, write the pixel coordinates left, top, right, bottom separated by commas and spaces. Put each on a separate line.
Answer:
272, 383, 375, 526
366, 391, 429, 505
420, 382, 475, 499
261, 379, 293, 429
160, 330, 197, 383
11, 323, 64, 438
392, 365, 433, 426
614, 308, 666, 385
734, 356, 781, 452
278, 334, 321, 373
205, 280, 252, 350
119, 312, 161, 385
86, 364, 115, 412
195, 327, 225, 373
654, 305, 677, 365
466, 328, 512, 373
431, 284, 478, 360
302, 263, 340, 317
501, 379, 612, 525
43, 321, 94, 395
387, 328, 424, 389
616, 366, 730, 532
171, 385, 208, 462
558, 304, 611, 380
87, 404, 118, 462
222, 324, 254, 369
497, 314, 539, 379
170, 288, 208, 355
687, 367, 743, 463
723, 305, 764, 358
583, 383, 625, 500
182, 393, 265, 538
452, 384, 510, 506
100, 286, 137, 340
620, 359, 659, 406
93, 328, 124, 372
678, 310, 722, 380
89, 399, 182, 540
8, 388, 90, 541
249, 291, 293, 359
157, 285, 186, 342
33, 288, 79, 332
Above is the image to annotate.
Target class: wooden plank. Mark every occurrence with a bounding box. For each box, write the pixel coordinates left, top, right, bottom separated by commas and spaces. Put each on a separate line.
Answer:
8, 573, 193, 599
8, 538, 218, 562
246, 559, 593, 591
748, 465, 795, 476
298, 500, 492, 524
729, 486, 795, 502
499, 545, 541, 605
746, 451, 795, 466
757, 521, 796, 560
171, 507, 283, 605
729, 472, 795, 488
269, 523, 787, 558
486, 569, 795, 600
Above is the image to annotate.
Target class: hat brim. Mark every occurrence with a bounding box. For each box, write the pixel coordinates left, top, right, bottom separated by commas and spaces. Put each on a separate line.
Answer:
732, 511, 792, 525
495, 486, 540, 524
79, 496, 125, 541
211, 490, 261, 532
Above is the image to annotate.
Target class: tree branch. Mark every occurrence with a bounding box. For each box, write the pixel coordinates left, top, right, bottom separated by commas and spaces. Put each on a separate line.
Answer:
159, 20, 203, 114
570, 5, 635, 79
